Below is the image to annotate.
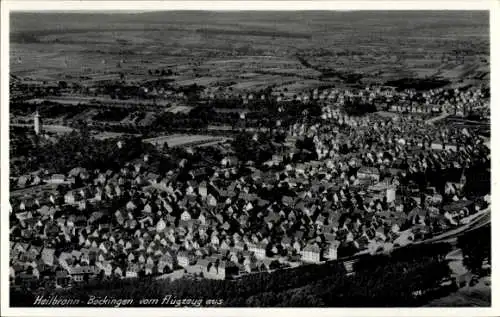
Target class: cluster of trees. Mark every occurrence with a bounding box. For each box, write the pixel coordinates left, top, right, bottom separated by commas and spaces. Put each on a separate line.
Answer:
92, 109, 130, 122
385, 78, 451, 91
295, 136, 318, 161
100, 84, 146, 100
457, 225, 491, 276
246, 245, 452, 307
341, 98, 377, 116
196, 28, 312, 39
232, 132, 277, 165
151, 112, 210, 132
147, 68, 173, 77
10, 102, 85, 119
10, 129, 152, 176
10, 242, 453, 307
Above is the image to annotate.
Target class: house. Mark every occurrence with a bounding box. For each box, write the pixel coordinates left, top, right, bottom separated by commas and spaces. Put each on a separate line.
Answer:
97, 261, 113, 277
254, 242, 267, 259
357, 166, 380, 182
32, 175, 42, 186
113, 266, 124, 278
68, 265, 96, 282
354, 235, 370, 250
55, 270, 70, 287
221, 156, 239, 167
244, 262, 258, 273
98, 241, 113, 254
64, 191, 76, 205
158, 254, 174, 273
325, 241, 340, 260
207, 194, 217, 207
48, 174, 66, 184
301, 243, 322, 263
27, 245, 42, 261
343, 259, 358, 276
180, 210, 192, 221
177, 251, 195, 267
17, 175, 31, 187
126, 263, 140, 278
199, 181, 208, 198
145, 262, 156, 275
41, 248, 55, 266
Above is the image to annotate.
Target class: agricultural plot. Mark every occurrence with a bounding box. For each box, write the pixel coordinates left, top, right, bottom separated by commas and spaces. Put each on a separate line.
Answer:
175, 76, 225, 87
277, 79, 325, 92
93, 131, 139, 140
166, 106, 194, 114
143, 134, 231, 148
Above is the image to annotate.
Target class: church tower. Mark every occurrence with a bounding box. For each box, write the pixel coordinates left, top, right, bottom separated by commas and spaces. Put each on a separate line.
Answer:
34, 110, 41, 135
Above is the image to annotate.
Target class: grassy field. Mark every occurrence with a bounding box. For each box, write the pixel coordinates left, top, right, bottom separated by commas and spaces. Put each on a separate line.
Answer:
143, 134, 231, 147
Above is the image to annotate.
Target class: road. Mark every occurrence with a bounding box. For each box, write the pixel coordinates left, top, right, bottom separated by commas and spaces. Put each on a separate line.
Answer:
418, 208, 490, 245
336, 208, 491, 265
426, 111, 450, 124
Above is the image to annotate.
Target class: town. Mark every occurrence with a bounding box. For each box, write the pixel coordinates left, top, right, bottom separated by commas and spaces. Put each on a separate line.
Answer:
7, 10, 491, 307
9, 80, 491, 289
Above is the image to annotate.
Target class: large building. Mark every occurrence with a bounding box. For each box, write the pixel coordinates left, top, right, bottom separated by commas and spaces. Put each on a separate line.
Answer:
34, 111, 42, 135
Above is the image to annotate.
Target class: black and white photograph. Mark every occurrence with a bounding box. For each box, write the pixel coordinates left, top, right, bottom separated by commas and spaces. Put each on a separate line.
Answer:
0, 1, 497, 315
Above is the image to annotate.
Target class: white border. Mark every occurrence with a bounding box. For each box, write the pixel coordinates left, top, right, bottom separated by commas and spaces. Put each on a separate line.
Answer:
1, 1, 498, 316
1, 1, 494, 11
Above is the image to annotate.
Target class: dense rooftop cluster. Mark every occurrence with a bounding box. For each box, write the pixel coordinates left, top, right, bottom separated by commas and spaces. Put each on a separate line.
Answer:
9, 82, 490, 291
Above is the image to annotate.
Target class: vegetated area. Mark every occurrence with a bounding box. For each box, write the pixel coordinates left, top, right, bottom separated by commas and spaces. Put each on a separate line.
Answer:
426, 225, 491, 307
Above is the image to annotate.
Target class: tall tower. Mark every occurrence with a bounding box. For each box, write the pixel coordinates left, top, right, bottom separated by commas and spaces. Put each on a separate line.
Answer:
34, 110, 41, 135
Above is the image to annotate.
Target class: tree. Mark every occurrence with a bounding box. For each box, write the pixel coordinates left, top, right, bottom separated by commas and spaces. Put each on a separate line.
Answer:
58, 81, 68, 89
457, 225, 491, 275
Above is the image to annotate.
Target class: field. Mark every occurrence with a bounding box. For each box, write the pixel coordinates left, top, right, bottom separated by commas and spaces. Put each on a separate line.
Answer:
143, 134, 231, 148
10, 11, 489, 92
25, 95, 171, 107
10, 123, 75, 134
93, 131, 140, 140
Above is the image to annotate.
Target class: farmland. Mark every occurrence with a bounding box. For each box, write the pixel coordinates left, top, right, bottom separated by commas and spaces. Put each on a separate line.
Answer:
10, 11, 489, 93
143, 134, 231, 148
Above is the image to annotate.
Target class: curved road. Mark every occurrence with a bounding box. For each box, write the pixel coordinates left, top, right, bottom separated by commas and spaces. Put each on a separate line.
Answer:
426, 111, 450, 124
419, 208, 490, 245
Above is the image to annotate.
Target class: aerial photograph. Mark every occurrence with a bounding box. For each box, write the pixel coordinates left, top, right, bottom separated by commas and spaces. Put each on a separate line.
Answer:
7, 9, 491, 308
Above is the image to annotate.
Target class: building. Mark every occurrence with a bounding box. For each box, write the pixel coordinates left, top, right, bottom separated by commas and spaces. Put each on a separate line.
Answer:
386, 186, 396, 203
357, 166, 380, 182
325, 241, 340, 260
34, 111, 42, 135
301, 244, 322, 263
